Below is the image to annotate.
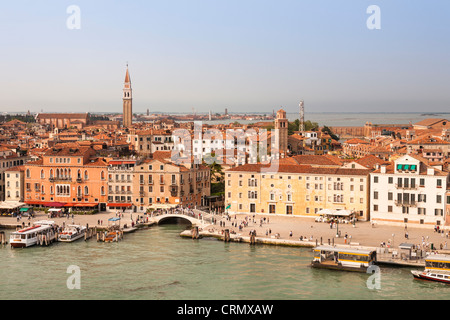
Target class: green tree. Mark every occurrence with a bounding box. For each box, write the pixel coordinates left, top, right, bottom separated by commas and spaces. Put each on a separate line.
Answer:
321, 126, 339, 141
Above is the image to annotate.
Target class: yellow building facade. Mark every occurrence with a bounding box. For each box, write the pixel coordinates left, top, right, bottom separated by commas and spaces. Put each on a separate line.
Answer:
225, 163, 371, 221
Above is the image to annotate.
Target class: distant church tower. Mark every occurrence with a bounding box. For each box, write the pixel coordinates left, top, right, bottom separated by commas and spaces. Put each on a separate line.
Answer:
275, 108, 288, 157
122, 65, 133, 128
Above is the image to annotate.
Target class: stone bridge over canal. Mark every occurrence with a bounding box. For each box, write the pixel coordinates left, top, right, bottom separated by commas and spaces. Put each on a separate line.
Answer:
149, 211, 213, 226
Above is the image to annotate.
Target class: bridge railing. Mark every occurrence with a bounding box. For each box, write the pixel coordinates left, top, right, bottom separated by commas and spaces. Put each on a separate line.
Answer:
150, 208, 214, 225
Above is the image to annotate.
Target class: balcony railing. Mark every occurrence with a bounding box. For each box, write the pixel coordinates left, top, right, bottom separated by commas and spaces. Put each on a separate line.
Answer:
395, 184, 418, 190
49, 177, 72, 182
395, 200, 417, 207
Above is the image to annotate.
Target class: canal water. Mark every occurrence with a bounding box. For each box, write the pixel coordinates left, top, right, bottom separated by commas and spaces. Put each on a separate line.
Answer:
1, 222, 450, 300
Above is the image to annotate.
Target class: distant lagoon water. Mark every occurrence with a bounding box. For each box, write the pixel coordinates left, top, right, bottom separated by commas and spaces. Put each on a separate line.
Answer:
178, 112, 449, 127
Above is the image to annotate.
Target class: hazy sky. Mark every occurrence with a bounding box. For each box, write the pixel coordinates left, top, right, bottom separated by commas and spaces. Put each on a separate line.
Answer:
1, 0, 449, 114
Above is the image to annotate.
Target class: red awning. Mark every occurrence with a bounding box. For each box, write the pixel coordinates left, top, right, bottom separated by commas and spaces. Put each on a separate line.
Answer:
107, 203, 132, 207
26, 201, 66, 208
25, 201, 45, 205
73, 203, 97, 207
45, 202, 66, 208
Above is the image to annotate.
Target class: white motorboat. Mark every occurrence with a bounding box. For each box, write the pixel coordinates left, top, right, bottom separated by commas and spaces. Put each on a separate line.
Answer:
58, 225, 87, 242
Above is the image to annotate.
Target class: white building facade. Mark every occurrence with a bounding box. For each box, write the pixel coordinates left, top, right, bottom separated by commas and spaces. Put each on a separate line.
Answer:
370, 155, 449, 228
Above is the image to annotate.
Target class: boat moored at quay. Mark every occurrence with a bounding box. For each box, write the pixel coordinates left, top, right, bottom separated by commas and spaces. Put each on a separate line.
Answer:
311, 245, 377, 273
58, 225, 87, 243
9, 220, 57, 248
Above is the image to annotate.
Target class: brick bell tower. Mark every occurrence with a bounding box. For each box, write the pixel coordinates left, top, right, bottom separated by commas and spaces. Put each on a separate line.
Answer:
122, 64, 133, 128
275, 108, 288, 158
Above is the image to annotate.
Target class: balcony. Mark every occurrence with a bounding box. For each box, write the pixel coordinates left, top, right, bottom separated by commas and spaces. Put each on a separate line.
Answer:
395, 184, 418, 190
49, 177, 72, 182
395, 200, 417, 207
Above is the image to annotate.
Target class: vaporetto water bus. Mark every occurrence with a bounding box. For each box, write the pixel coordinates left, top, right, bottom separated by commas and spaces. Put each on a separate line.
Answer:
411, 254, 450, 284
9, 220, 56, 248
311, 245, 377, 272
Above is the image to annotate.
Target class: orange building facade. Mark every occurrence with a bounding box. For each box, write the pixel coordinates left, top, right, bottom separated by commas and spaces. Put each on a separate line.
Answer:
23, 146, 109, 211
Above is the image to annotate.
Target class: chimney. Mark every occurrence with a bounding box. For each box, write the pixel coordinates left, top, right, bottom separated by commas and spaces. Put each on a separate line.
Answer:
427, 167, 435, 176
380, 165, 387, 174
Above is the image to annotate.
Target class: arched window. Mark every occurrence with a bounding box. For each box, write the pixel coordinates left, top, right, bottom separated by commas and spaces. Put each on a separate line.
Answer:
77, 169, 81, 179
84, 186, 89, 195
84, 170, 88, 180
50, 169, 53, 178
101, 186, 105, 195
101, 171, 105, 180
26, 169, 30, 178
40, 170, 44, 179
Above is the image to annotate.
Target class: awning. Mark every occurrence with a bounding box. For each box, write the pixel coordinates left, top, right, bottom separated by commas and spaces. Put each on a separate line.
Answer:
319, 209, 354, 217
107, 203, 132, 207
20, 207, 31, 212
44, 202, 66, 208
317, 209, 333, 215
25, 201, 45, 205
330, 210, 354, 217
73, 203, 97, 207
0, 201, 26, 209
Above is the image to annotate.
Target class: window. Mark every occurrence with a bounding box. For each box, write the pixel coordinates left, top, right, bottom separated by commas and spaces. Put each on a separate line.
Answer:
374, 191, 378, 200
374, 176, 379, 183
437, 195, 442, 204
388, 177, 393, 184
437, 180, 442, 188
286, 205, 293, 215
269, 204, 276, 214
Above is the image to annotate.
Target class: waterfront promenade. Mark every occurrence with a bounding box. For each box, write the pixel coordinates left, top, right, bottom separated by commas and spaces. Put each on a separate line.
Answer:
1, 210, 449, 255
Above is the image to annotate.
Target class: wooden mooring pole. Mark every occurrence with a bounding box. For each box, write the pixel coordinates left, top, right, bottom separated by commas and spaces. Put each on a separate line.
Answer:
0, 231, 6, 245
192, 226, 199, 239
223, 229, 230, 242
